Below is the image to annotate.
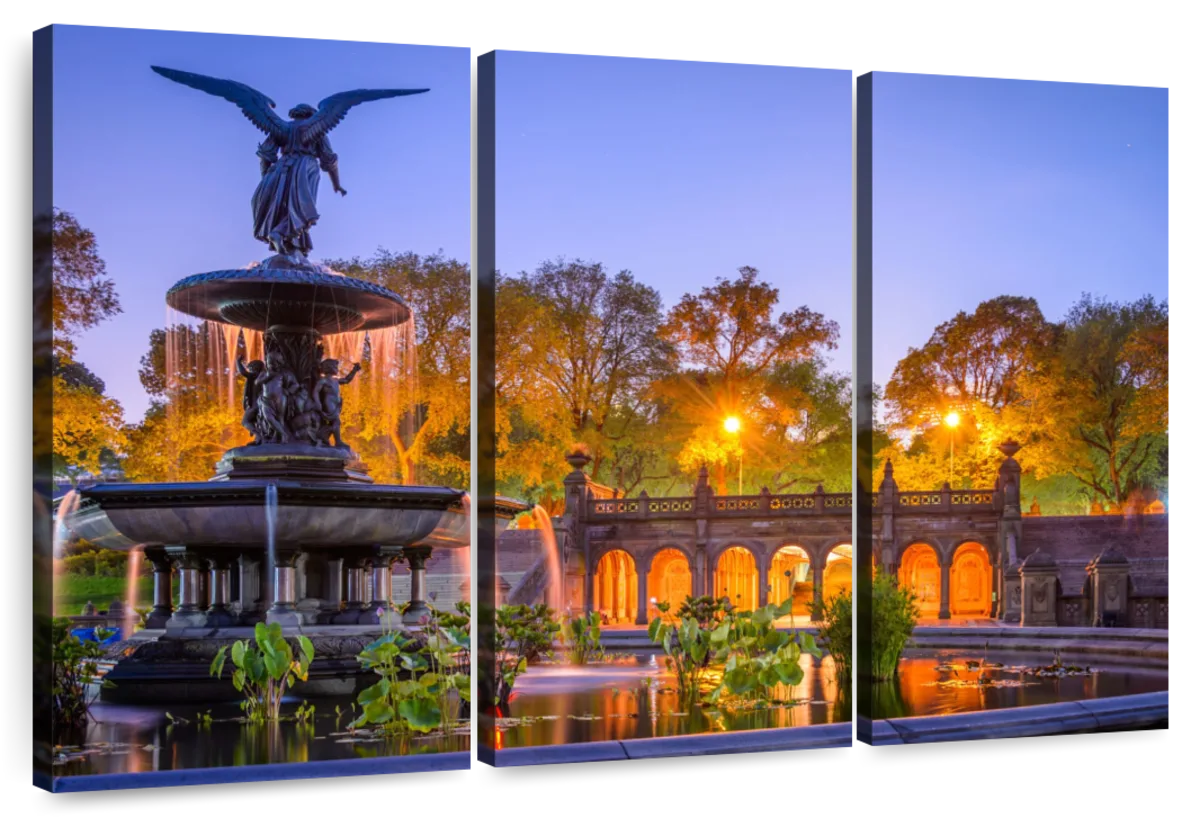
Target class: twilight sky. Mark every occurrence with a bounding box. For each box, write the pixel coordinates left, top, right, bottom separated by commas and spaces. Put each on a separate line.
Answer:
872, 72, 1168, 386
53, 25, 469, 418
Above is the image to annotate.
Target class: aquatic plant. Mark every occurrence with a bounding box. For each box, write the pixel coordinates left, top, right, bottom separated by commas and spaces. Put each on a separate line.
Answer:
561, 611, 604, 665
493, 603, 561, 708
52, 617, 111, 735
209, 622, 314, 723
870, 572, 919, 681
815, 590, 852, 689
712, 599, 821, 704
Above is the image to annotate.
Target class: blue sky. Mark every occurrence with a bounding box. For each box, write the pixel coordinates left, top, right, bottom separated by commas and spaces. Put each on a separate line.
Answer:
872, 72, 1168, 385
494, 51, 852, 373
53, 25, 469, 418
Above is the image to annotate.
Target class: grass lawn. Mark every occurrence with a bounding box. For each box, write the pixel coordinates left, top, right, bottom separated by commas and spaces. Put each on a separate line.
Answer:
55, 575, 154, 614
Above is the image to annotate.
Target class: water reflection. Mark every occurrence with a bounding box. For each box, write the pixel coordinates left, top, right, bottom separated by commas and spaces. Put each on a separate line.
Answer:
498, 652, 848, 749
55, 697, 467, 778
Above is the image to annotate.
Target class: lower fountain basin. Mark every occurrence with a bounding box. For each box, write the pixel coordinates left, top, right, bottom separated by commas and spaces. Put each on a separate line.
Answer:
67, 480, 468, 551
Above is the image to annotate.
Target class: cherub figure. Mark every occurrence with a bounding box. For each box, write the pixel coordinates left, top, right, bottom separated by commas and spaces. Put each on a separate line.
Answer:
287, 375, 321, 446
235, 357, 266, 444
313, 359, 362, 448
255, 351, 299, 444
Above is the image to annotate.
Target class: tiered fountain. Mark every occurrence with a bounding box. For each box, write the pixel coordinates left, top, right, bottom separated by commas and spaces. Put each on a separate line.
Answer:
62, 65, 467, 702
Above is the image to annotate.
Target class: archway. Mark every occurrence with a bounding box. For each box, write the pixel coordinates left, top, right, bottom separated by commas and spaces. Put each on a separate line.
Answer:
648, 548, 691, 617
768, 545, 812, 610
899, 543, 941, 617
594, 550, 637, 624
714, 546, 759, 612
950, 542, 992, 617
823, 544, 853, 603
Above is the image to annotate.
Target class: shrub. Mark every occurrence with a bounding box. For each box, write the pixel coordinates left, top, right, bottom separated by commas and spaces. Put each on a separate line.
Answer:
52, 617, 111, 735
870, 573, 919, 681
493, 603, 560, 708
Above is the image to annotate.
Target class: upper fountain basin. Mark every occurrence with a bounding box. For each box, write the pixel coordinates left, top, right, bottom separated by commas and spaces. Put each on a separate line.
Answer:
66, 481, 467, 552
166, 265, 411, 334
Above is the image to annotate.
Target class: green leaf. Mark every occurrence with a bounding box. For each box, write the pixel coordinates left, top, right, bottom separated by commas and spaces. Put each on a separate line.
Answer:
395, 697, 442, 732
775, 661, 804, 686
297, 634, 315, 666
209, 646, 227, 678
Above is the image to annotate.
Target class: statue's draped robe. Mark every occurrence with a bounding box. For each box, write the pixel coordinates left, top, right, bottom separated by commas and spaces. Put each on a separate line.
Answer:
252, 128, 338, 256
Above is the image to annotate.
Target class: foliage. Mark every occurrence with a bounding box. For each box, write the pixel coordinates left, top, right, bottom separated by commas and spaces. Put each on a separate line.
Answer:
52, 617, 111, 735
561, 611, 604, 665
815, 591, 852, 689
352, 609, 471, 736
209, 622, 315, 723
493, 604, 561, 707
55, 575, 153, 613
52, 375, 125, 483
50, 210, 121, 360
710, 599, 820, 704
869, 573, 919, 681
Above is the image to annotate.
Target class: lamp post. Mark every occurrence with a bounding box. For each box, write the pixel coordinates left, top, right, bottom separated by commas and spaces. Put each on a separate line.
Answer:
944, 411, 960, 487
724, 415, 742, 495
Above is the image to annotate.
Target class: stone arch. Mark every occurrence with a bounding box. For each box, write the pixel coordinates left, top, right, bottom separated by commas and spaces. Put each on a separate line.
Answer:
822, 542, 853, 604
712, 544, 760, 612
647, 546, 692, 617
592, 548, 637, 625
767, 543, 815, 609
949, 540, 992, 617
898, 541, 941, 618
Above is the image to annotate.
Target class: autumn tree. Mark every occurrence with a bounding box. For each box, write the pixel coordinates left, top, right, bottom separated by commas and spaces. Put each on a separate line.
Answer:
51, 210, 121, 361
52, 363, 125, 485
1041, 294, 1168, 507
661, 266, 841, 493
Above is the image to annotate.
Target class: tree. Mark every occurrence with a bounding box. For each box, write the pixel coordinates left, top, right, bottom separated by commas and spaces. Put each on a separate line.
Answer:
884, 296, 1056, 428
51, 210, 121, 361
52, 375, 125, 485
1041, 294, 1168, 507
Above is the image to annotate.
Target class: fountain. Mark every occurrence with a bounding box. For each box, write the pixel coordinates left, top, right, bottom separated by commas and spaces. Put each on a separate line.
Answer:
59, 65, 467, 703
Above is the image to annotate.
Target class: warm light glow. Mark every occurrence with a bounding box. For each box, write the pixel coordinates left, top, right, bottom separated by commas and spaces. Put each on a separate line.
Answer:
944, 411, 961, 428
723, 416, 741, 434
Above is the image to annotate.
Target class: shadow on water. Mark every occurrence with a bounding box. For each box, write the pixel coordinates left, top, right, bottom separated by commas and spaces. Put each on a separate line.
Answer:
497, 651, 849, 749
54, 697, 467, 777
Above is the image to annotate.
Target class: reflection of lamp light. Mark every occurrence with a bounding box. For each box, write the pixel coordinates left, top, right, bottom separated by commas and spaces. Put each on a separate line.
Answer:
723, 416, 743, 494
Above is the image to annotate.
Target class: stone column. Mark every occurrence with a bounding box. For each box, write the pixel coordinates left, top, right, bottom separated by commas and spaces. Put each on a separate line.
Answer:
694, 548, 709, 597
635, 565, 649, 625
1001, 564, 1022, 623
205, 553, 237, 627
757, 558, 770, 610
267, 551, 303, 627
583, 560, 595, 615
938, 557, 951, 620
321, 556, 344, 623
333, 557, 368, 624
144, 548, 174, 629
237, 554, 263, 623
1087, 547, 1131, 627
810, 557, 825, 622
362, 553, 396, 624
1019, 550, 1058, 626
401, 546, 433, 624
168, 551, 208, 629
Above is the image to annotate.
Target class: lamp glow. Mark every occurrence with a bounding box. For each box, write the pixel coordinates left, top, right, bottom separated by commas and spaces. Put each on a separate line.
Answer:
723, 416, 741, 434
945, 411, 961, 428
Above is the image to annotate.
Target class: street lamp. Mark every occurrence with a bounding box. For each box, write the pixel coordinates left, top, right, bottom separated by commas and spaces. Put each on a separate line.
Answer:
723, 415, 743, 496
944, 411, 960, 487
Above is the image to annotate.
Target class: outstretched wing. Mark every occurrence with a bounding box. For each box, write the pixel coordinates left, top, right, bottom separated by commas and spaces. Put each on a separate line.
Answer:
300, 88, 429, 144
152, 65, 286, 140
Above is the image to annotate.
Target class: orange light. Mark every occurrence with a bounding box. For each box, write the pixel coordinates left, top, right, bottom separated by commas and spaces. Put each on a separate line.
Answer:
944, 411, 961, 428
723, 416, 741, 434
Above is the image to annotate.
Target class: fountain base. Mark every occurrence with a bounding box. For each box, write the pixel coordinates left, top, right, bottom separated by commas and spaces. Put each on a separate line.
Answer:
213, 443, 372, 483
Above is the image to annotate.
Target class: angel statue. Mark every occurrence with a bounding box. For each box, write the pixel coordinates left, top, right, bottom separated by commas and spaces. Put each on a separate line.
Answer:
151, 65, 428, 260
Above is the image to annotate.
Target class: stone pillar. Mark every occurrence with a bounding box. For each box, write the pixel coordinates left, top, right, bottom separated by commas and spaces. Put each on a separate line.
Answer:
266, 551, 303, 627
401, 546, 433, 624
694, 548, 709, 597
1087, 547, 1131, 627
810, 557, 825, 622
144, 548, 174, 629
321, 556, 344, 623
237, 554, 263, 623
757, 558, 770, 610
1019, 550, 1058, 627
168, 551, 208, 629
205, 554, 236, 627
362, 553, 396, 624
334, 557, 368, 624
635, 565, 649, 625
583, 560, 595, 615
1001, 564, 1022, 623
938, 557, 951, 620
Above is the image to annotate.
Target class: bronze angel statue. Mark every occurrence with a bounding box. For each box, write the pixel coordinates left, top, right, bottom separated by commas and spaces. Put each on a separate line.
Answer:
152, 65, 427, 259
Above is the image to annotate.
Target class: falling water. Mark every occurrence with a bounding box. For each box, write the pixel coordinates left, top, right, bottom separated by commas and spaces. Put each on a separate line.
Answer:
265, 483, 278, 609
452, 493, 472, 605
530, 505, 563, 611
53, 489, 80, 558
124, 547, 143, 639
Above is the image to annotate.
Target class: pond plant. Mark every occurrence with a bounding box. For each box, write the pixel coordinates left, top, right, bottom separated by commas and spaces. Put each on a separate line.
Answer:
870, 572, 919, 681
648, 595, 820, 708
494, 603, 560, 709
209, 622, 315, 723
52, 617, 112, 735
561, 611, 604, 665
815, 590, 852, 689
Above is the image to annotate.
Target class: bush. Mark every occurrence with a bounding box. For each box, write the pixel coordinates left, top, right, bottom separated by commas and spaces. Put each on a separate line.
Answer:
52, 617, 111, 735
493, 604, 560, 709
870, 573, 919, 681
